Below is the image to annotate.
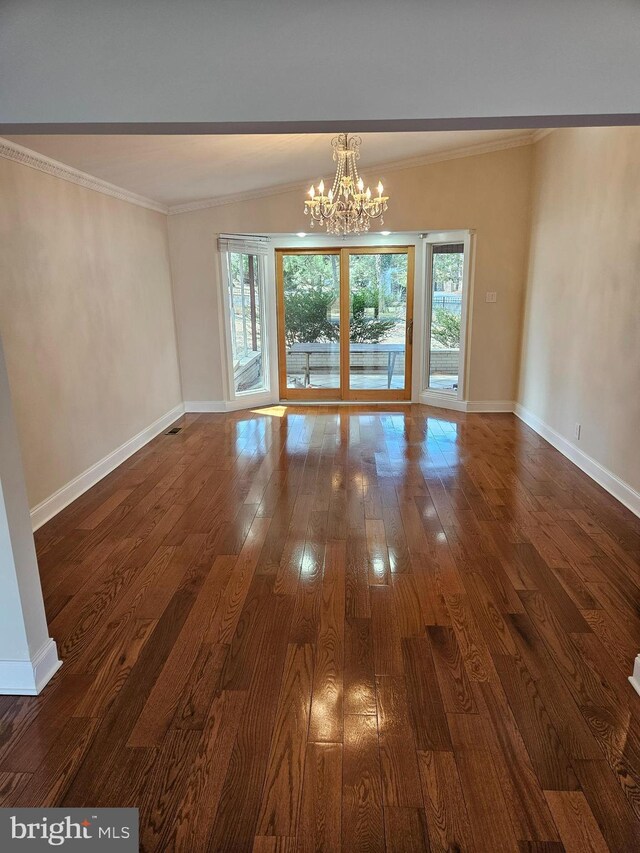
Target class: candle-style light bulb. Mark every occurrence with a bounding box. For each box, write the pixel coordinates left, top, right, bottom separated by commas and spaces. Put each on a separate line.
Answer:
318, 180, 325, 195
377, 181, 384, 197
309, 185, 315, 198
365, 187, 371, 199
357, 177, 364, 192
328, 189, 333, 201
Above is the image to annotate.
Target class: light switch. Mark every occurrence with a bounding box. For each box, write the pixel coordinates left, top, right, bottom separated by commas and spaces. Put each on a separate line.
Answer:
486, 291, 497, 303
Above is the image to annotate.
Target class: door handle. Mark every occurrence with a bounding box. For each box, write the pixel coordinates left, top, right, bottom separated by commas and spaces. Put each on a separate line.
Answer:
407, 320, 413, 345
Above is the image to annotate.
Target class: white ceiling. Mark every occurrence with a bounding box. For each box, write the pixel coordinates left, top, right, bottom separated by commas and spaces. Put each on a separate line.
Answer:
6, 130, 533, 207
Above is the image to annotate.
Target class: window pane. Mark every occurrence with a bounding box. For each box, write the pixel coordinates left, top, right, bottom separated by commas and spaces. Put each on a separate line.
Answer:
227, 252, 267, 394
282, 253, 340, 390
428, 244, 464, 392
348, 252, 408, 391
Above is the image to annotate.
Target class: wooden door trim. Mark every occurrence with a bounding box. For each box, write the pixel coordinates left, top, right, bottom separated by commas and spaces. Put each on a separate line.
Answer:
276, 248, 343, 401
276, 245, 415, 403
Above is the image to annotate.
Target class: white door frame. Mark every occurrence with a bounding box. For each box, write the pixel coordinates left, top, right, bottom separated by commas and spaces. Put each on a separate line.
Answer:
419, 230, 475, 411
216, 230, 475, 409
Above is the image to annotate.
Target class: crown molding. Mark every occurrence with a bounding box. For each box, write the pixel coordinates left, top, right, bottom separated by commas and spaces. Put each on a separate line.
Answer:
531, 128, 556, 142
0, 137, 168, 214
168, 178, 306, 215
167, 131, 538, 215
0, 129, 544, 218
369, 131, 536, 175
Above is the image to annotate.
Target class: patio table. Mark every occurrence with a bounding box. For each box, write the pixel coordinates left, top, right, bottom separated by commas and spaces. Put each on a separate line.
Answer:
288, 342, 404, 388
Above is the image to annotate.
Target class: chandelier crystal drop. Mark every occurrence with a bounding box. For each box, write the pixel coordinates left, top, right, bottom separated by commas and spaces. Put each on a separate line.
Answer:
304, 134, 389, 235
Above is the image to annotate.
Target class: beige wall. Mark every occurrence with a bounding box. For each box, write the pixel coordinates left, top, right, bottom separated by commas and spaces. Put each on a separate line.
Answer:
168, 144, 533, 403
0, 158, 182, 508
518, 128, 640, 493
2, 129, 637, 518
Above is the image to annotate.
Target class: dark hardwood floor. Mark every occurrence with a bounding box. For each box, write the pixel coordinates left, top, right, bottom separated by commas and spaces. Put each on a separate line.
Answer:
2, 405, 640, 851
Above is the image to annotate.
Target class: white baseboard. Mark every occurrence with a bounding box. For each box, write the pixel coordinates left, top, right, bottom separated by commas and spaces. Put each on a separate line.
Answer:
0, 638, 62, 695
465, 400, 515, 413
30, 403, 185, 531
28, 398, 639, 534
190, 396, 517, 414
418, 392, 467, 412
184, 400, 227, 413
514, 403, 640, 518
630, 655, 640, 698
418, 392, 515, 413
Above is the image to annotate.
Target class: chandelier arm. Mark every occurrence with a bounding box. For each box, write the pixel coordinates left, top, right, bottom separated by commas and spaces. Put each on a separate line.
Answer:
304, 134, 387, 234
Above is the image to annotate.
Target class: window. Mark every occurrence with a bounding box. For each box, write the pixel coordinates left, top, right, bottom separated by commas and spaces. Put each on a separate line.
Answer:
426, 241, 465, 394
223, 242, 269, 396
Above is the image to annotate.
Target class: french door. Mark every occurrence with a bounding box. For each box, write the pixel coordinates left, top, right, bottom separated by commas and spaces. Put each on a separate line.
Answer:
276, 246, 414, 401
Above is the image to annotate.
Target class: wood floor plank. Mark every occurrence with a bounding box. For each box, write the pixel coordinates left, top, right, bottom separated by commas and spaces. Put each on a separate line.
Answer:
444, 592, 495, 683
0, 675, 92, 773
366, 518, 392, 585
253, 837, 295, 852
391, 574, 426, 638
0, 772, 31, 806
206, 590, 295, 852
345, 535, 372, 619
61, 547, 217, 804
401, 637, 451, 751
411, 554, 451, 627
426, 625, 477, 714
219, 574, 279, 692
206, 514, 271, 644
492, 654, 580, 791
344, 616, 377, 716
544, 791, 609, 853
417, 750, 475, 853
72, 617, 157, 718
308, 540, 345, 743
505, 612, 602, 760
257, 643, 314, 836
517, 842, 566, 852
172, 689, 248, 852
0, 408, 635, 850
172, 642, 228, 730
139, 729, 202, 852
10, 717, 99, 807
452, 746, 521, 852
127, 544, 240, 747
476, 680, 562, 843
288, 517, 326, 645
298, 742, 342, 853
573, 759, 640, 852
370, 586, 404, 676
376, 676, 423, 808
342, 715, 385, 853
383, 806, 430, 853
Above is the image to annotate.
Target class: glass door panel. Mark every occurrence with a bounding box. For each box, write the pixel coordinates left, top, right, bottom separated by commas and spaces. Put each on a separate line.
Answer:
427, 243, 464, 393
279, 252, 341, 396
347, 250, 412, 398
277, 246, 413, 401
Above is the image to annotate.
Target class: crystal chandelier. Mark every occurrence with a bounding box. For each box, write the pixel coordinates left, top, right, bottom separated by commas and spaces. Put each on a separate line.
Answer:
304, 134, 389, 235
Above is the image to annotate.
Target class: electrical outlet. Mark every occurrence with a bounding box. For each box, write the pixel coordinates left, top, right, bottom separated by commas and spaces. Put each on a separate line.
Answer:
575, 423, 581, 441
486, 291, 497, 303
